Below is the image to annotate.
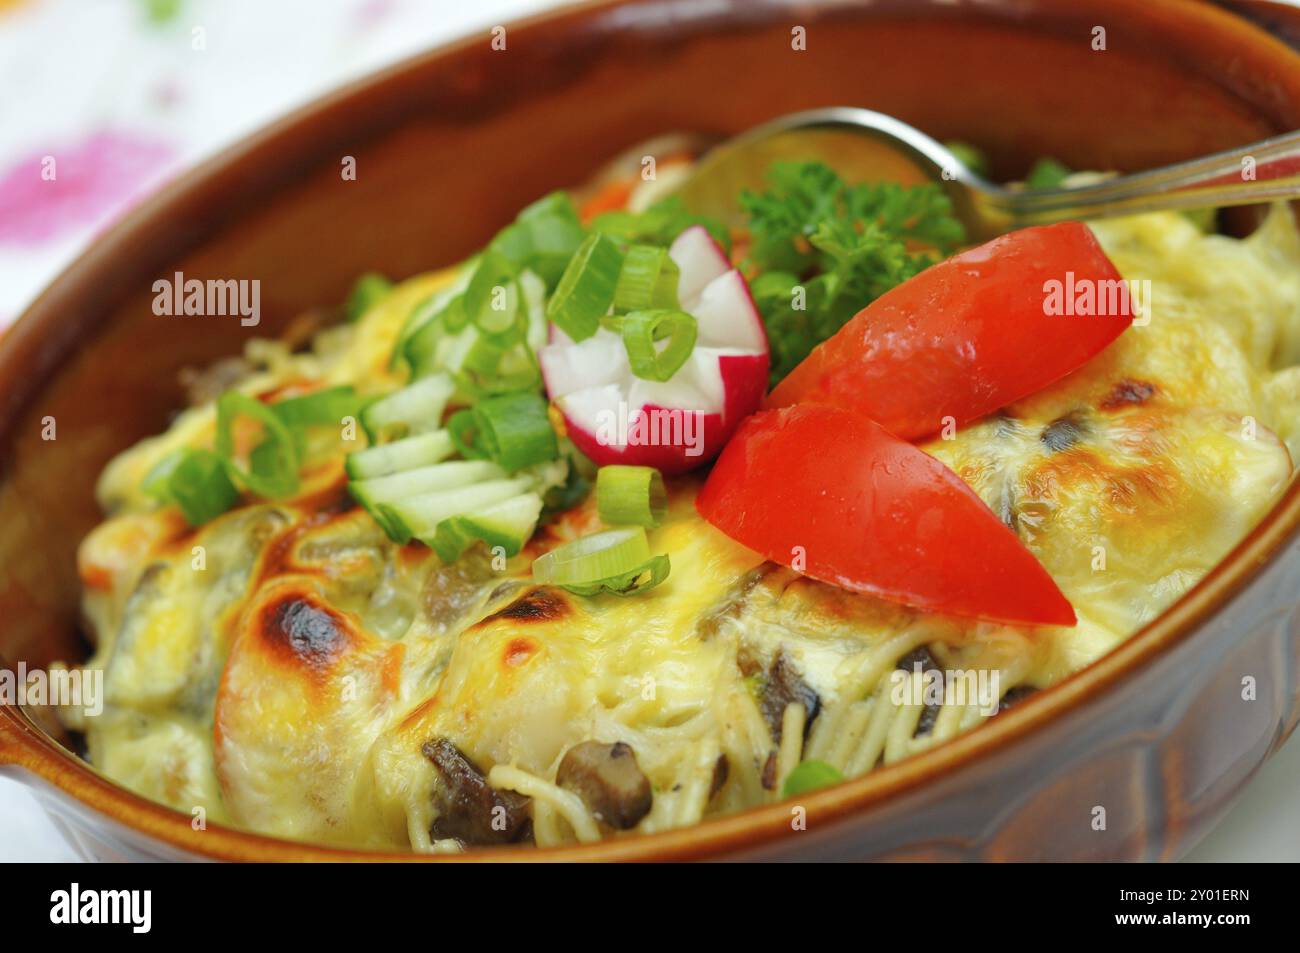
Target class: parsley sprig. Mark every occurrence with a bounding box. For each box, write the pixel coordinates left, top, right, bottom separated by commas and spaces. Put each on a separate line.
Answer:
741, 162, 965, 384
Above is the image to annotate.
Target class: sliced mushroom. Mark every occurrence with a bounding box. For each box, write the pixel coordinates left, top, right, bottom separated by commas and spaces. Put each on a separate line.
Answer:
697, 562, 787, 640
709, 754, 729, 799
422, 739, 531, 846
997, 684, 1038, 712
1040, 412, 1088, 453
556, 741, 652, 830
760, 649, 820, 743
896, 646, 942, 738
760, 751, 779, 791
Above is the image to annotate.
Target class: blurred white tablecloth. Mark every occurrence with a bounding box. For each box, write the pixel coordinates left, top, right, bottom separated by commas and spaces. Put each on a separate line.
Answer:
0, 0, 1296, 863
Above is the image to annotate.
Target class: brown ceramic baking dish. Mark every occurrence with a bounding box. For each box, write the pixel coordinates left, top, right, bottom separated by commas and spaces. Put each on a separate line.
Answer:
2, 0, 1299, 862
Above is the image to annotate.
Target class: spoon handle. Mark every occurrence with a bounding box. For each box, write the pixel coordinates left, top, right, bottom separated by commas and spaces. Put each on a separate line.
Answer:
992, 130, 1300, 225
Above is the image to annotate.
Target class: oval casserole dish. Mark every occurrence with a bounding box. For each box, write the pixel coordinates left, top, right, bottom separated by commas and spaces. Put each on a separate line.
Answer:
1, 0, 1299, 861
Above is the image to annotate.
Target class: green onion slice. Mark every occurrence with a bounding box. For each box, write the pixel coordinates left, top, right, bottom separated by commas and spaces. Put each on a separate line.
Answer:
215, 391, 300, 499
360, 374, 454, 442
606, 309, 697, 382
489, 192, 586, 289
531, 527, 651, 586
447, 408, 488, 460
141, 448, 185, 502
143, 448, 240, 525
531, 528, 673, 597
613, 245, 680, 313
781, 760, 844, 799
168, 449, 242, 525
561, 553, 671, 597
518, 191, 578, 224
449, 392, 558, 472
346, 271, 393, 322
596, 465, 667, 528
402, 313, 445, 379
546, 232, 623, 342
440, 293, 471, 333
270, 386, 360, 428
428, 491, 544, 564
455, 356, 542, 400
463, 252, 523, 339
515, 192, 587, 285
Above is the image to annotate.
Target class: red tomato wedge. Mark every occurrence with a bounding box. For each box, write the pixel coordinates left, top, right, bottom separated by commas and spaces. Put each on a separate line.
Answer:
696, 404, 1076, 626
766, 222, 1133, 440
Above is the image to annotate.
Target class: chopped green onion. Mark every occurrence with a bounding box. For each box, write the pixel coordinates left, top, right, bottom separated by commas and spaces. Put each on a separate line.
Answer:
546, 232, 624, 342
346, 271, 393, 322
378, 477, 534, 544
142, 448, 240, 525
141, 448, 185, 502
516, 193, 587, 285
781, 760, 844, 798
447, 407, 488, 460
606, 309, 697, 382
440, 293, 472, 333
402, 306, 447, 377
390, 258, 479, 371
455, 359, 542, 400
270, 386, 361, 428
215, 391, 300, 499
428, 491, 544, 563
489, 222, 534, 268
447, 392, 557, 472
403, 319, 444, 379
613, 245, 681, 312
596, 465, 667, 527
345, 430, 454, 480
561, 553, 670, 597
351, 460, 506, 509
532, 527, 651, 586
438, 324, 500, 378
518, 191, 578, 224
168, 450, 242, 525
463, 252, 523, 339
489, 192, 587, 289
544, 464, 592, 515
359, 374, 454, 442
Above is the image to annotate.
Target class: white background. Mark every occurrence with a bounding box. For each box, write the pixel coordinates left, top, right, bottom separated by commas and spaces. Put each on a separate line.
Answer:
0, 0, 1296, 861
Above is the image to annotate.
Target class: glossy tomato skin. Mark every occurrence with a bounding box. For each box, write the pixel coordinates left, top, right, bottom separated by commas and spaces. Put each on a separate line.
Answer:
766, 222, 1133, 440
696, 404, 1076, 627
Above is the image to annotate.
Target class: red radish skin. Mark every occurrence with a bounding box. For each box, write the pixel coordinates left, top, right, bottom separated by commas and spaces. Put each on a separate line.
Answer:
542, 228, 769, 473
697, 403, 1077, 627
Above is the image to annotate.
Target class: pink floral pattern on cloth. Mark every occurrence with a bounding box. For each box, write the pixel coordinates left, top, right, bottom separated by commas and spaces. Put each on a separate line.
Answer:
0, 130, 175, 246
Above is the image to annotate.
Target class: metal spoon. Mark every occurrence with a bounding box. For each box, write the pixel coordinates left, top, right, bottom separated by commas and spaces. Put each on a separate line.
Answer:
668, 106, 1300, 241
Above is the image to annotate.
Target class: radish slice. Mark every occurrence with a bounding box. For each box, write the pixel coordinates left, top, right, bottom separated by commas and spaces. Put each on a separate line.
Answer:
690, 269, 768, 351
544, 229, 769, 474
539, 329, 628, 399
670, 225, 731, 305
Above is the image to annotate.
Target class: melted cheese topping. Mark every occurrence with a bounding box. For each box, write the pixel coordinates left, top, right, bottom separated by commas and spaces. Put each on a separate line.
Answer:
65, 208, 1300, 850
